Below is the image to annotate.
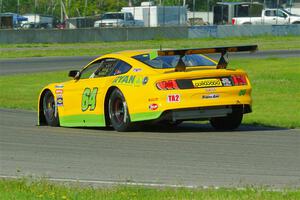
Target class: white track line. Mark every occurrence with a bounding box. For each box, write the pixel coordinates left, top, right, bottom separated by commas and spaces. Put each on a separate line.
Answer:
0, 175, 288, 191
0, 175, 199, 189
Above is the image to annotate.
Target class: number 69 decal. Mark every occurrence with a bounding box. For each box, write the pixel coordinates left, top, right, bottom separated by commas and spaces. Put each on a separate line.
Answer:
82, 87, 98, 111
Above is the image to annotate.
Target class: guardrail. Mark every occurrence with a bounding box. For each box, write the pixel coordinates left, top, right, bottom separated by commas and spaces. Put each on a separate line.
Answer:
0, 25, 299, 44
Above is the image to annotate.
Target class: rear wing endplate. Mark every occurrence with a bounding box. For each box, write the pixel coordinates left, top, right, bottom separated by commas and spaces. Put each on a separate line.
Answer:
156, 45, 258, 71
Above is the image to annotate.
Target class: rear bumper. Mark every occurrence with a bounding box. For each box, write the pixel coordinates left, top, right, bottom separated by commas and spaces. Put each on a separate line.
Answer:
128, 85, 252, 122
155, 104, 251, 122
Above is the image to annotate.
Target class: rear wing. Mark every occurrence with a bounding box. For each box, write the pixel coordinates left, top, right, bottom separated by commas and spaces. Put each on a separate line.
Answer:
156, 45, 258, 71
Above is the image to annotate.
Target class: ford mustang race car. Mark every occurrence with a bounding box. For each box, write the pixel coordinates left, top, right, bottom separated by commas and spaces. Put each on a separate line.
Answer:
38, 45, 257, 131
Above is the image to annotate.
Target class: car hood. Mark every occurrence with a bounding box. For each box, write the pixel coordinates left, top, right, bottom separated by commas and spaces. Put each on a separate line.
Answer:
290, 15, 300, 19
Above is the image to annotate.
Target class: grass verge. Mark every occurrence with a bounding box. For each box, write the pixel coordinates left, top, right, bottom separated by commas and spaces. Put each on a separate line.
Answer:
1, 178, 299, 200
0, 57, 299, 128
0, 35, 300, 58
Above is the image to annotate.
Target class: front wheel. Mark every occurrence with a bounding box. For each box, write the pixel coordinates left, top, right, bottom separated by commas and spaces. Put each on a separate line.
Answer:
210, 106, 243, 131
42, 90, 59, 126
108, 89, 132, 132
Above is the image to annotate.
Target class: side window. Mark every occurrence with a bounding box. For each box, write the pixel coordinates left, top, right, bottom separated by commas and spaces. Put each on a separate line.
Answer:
80, 60, 102, 79
277, 10, 287, 18
93, 58, 117, 78
127, 13, 134, 21
110, 60, 132, 76
265, 10, 276, 17
271, 11, 276, 16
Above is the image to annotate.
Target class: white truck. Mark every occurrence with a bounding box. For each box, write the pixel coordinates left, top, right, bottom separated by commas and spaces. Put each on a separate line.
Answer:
232, 9, 300, 25
21, 14, 53, 28
94, 12, 143, 27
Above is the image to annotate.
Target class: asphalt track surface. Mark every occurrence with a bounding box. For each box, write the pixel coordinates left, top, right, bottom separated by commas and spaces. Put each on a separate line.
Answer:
1, 50, 300, 75
1, 109, 299, 188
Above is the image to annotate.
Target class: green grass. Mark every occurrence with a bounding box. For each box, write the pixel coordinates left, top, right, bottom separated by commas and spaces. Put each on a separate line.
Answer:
229, 58, 300, 128
0, 71, 69, 110
0, 57, 299, 128
1, 179, 299, 200
1, 35, 300, 58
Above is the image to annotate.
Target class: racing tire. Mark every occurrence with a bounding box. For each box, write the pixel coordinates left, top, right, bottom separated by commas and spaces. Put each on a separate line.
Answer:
210, 106, 243, 131
42, 90, 59, 127
108, 89, 132, 132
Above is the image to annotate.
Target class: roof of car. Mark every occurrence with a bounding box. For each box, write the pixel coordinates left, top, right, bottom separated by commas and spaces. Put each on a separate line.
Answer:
115, 49, 154, 57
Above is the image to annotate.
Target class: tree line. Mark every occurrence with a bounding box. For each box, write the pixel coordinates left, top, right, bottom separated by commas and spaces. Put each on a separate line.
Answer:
1, 0, 228, 18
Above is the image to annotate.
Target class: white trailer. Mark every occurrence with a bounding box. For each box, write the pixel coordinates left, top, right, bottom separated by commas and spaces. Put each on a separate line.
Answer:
21, 14, 53, 28
187, 11, 213, 25
122, 5, 187, 27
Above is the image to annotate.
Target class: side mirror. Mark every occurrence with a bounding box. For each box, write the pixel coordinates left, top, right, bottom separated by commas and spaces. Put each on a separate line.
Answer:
68, 70, 80, 79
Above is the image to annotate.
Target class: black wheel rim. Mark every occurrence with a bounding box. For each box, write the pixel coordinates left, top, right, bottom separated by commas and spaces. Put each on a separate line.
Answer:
112, 98, 125, 123
43, 94, 55, 121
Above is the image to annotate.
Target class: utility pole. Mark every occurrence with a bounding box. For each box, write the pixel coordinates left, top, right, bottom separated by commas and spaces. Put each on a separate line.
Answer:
84, 0, 87, 16
207, 0, 209, 24
34, 0, 37, 24
193, 0, 195, 25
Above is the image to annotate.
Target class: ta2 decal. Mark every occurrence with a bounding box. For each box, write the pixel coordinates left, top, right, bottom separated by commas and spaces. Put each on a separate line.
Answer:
167, 94, 180, 103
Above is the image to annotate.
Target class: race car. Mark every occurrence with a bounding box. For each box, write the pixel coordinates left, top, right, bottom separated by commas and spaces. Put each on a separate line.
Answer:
38, 45, 257, 131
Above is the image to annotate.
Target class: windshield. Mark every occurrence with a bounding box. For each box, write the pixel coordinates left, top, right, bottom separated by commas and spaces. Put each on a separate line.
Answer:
132, 54, 216, 69
282, 9, 293, 15
101, 13, 124, 20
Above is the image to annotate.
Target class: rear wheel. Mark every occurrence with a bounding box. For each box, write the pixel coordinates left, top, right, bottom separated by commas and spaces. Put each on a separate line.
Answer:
210, 106, 243, 131
42, 90, 59, 126
108, 89, 132, 132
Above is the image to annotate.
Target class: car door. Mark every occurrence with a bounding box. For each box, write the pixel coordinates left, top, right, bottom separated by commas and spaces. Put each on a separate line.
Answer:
276, 10, 289, 24
126, 13, 135, 26
263, 10, 277, 24
61, 58, 117, 126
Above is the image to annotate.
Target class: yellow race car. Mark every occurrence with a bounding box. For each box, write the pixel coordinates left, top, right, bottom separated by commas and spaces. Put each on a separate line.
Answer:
38, 45, 257, 131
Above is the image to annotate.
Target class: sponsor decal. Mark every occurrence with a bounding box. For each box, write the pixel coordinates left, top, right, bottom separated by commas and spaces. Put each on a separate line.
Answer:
239, 89, 247, 96
148, 98, 159, 102
221, 77, 232, 86
112, 75, 148, 86
167, 94, 180, 102
55, 89, 63, 94
192, 79, 222, 88
149, 103, 158, 111
205, 88, 216, 92
202, 94, 219, 99
143, 77, 149, 85
55, 85, 64, 88
57, 97, 63, 106
133, 68, 142, 72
